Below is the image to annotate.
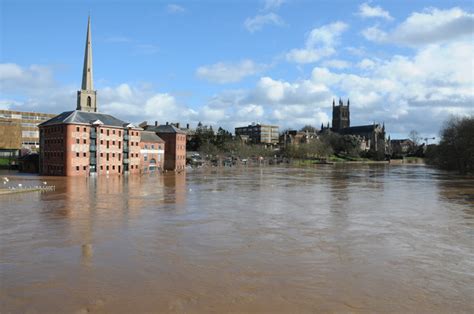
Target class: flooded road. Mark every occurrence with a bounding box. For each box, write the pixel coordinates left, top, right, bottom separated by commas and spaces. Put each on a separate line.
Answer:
1, 165, 473, 313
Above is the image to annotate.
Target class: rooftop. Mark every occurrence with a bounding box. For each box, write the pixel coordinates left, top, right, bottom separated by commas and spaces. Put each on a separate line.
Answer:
145, 124, 186, 134
141, 131, 164, 143
39, 110, 130, 128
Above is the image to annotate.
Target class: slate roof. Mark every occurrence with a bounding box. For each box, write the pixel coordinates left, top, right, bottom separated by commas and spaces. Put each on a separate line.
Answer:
145, 124, 186, 134
339, 124, 380, 135
39, 110, 128, 128
141, 131, 165, 143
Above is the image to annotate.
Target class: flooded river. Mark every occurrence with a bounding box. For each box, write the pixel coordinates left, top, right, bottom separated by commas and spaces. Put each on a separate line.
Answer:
1, 165, 473, 313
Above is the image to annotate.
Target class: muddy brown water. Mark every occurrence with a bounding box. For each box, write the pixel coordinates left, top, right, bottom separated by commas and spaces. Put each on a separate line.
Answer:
1, 165, 473, 313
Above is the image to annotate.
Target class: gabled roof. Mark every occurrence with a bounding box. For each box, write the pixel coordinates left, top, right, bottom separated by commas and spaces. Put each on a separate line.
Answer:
339, 124, 380, 135
145, 124, 186, 134
141, 131, 165, 143
39, 110, 128, 128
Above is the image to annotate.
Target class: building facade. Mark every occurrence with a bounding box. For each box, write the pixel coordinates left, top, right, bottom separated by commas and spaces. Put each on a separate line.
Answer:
0, 110, 57, 154
38, 17, 157, 176
140, 131, 165, 173
141, 123, 187, 171
279, 130, 318, 148
235, 123, 279, 145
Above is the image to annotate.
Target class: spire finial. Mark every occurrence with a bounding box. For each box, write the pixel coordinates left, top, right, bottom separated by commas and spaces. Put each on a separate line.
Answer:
81, 15, 93, 90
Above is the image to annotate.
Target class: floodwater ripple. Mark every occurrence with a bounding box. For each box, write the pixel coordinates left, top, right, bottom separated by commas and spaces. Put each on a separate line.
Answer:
1, 165, 473, 313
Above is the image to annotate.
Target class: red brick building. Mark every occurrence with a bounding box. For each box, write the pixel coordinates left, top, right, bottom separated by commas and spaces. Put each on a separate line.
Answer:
38, 17, 144, 176
139, 131, 165, 173
39, 112, 142, 176
141, 124, 187, 171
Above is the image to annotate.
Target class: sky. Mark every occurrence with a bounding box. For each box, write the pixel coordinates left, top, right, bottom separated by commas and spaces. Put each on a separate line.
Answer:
1, 0, 473, 139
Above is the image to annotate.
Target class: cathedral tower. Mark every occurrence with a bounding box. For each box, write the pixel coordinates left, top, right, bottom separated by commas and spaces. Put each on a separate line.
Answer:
77, 16, 97, 112
332, 98, 350, 131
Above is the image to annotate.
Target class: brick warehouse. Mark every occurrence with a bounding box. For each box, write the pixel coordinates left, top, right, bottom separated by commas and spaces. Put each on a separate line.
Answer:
39, 17, 184, 176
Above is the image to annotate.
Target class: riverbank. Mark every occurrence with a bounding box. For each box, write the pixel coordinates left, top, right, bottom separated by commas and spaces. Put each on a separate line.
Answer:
291, 157, 425, 167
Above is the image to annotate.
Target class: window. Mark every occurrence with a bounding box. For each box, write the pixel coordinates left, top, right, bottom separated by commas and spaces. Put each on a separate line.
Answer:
107, 141, 109, 149
118, 154, 121, 161
118, 142, 121, 149
112, 165, 115, 170
83, 166, 87, 170
113, 130, 116, 135
76, 153, 79, 157
101, 129, 104, 134
151, 144, 154, 149
118, 131, 121, 136
107, 153, 109, 161
83, 127, 86, 132
76, 166, 79, 171
100, 153, 103, 157
113, 141, 115, 146
106, 165, 109, 171
83, 139, 86, 144
112, 153, 115, 158
107, 130, 110, 136
87, 96, 91, 107
83, 153, 86, 157
76, 127, 80, 132
100, 166, 103, 170
101, 140, 103, 145
76, 139, 80, 144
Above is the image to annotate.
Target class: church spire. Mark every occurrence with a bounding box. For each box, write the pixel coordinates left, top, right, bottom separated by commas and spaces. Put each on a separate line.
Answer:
77, 16, 98, 112
82, 16, 93, 90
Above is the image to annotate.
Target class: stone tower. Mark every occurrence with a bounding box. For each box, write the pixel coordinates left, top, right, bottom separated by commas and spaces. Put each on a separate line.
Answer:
332, 98, 350, 131
77, 16, 97, 112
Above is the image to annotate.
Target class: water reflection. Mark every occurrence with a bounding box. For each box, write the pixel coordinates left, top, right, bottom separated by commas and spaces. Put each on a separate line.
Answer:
1, 166, 473, 313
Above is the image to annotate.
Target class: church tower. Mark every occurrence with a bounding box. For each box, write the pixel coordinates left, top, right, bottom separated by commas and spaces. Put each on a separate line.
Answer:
77, 16, 97, 112
332, 98, 350, 132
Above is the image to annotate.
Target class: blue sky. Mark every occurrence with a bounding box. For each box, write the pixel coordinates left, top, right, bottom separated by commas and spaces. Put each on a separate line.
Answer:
1, 0, 473, 139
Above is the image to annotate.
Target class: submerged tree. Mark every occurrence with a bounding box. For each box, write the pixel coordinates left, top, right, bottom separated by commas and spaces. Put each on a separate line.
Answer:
432, 116, 474, 174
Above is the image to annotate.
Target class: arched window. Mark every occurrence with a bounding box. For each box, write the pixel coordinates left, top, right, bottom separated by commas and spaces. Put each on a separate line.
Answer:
87, 96, 91, 107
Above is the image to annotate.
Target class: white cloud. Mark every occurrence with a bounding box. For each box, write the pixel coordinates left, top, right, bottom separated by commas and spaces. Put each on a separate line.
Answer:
244, 13, 284, 32
167, 4, 185, 14
262, 0, 285, 11
322, 59, 352, 69
363, 7, 474, 45
357, 2, 393, 20
196, 60, 267, 84
309, 41, 474, 135
286, 22, 348, 63
0, 63, 55, 92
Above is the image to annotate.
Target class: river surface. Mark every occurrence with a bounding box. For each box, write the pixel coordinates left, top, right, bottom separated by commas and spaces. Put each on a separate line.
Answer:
1, 165, 473, 313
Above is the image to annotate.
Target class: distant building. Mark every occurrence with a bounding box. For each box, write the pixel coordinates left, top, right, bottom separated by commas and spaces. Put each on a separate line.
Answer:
140, 131, 165, 173
39, 17, 143, 176
141, 123, 187, 171
390, 139, 414, 157
280, 130, 318, 147
235, 123, 279, 145
0, 110, 56, 154
322, 98, 387, 155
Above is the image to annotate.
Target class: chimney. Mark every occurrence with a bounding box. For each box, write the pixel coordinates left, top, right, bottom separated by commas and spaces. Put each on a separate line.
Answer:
176, 123, 180, 128
166, 122, 169, 125
154, 121, 158, 126
186, 123, 189, 129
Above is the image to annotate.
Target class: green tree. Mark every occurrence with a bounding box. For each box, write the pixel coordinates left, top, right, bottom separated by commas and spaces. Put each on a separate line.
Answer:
432, 116, 474, 174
